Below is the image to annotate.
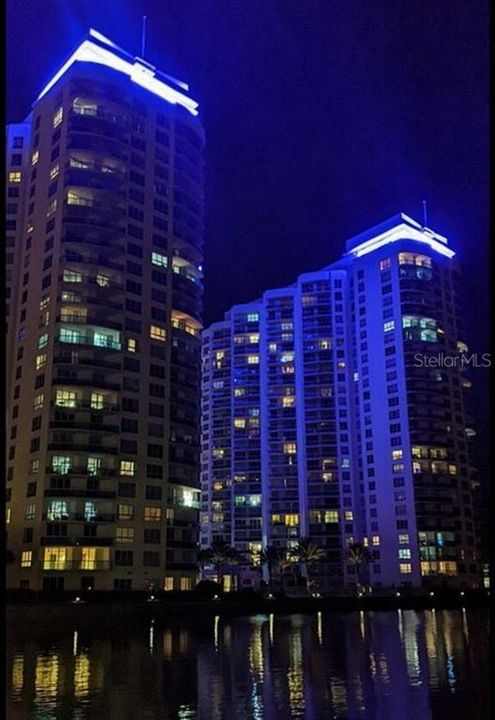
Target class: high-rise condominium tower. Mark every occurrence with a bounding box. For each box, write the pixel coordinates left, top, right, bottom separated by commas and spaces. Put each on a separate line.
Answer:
6, 30, 204, 592
201, 214, 480, 591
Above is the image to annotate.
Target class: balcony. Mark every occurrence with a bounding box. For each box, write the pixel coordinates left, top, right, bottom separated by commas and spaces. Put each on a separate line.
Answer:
52, 355, 122, 371
49, 421, 120, 433
60, 254, 125, 272
47, 443, 119, 454
44, 488, 117, 499
50, 400, 119, 412
61, 232, 125, 253
51, 375, 121, 390
57, 313, 123, 331
38, 559, 113, 570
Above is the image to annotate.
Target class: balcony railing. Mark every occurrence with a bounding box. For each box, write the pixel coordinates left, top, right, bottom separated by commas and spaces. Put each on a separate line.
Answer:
39, 560, 113, 571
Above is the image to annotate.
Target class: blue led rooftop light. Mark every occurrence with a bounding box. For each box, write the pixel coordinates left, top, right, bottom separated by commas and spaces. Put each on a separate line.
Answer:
37, 30, 199, 116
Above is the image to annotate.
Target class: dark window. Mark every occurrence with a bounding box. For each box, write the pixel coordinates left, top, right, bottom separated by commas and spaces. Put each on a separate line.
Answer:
115, 550, 134, 566
145, 485, 162, 500
118, 483, 136, 498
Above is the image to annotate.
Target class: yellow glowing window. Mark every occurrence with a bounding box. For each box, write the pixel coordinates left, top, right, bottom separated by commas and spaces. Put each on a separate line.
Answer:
371, 535, 380, 546
43, 546, 70, 570
119, 460, 135, 476
283, 442, 297, 455
212, 513, 224, 523
90, 392, 104, 410
213, 448, 224, 459
319, 340, 331, 350
36, 353, 47, 370
126, 338, 137, 353
55, 389, 77, 407
31, 150, 39, 165
53, 107, 63, 127
398, 534, 409, 544
448, 464, 457, 475
285, 514, 299, 526
399, 563, 412, 574
96, 273, 110, 287
150, 325, 166, 342
310, 510, 322, 523
325, 511, 339, 523
115, 527, 134, 543
271, 514, 282, 524
249, 334, 259, 343
8, 172, 21, 183
345, 511, 354, 521
21, 551, 32, 568
117, 504, 134, 520
80, 547, 109, 570
144, 507, 162, 522
282, 396, 295, 407
234, 388, 245, 396
6, 508, 11, 524
215, 351, 224, 360
180, 577, 192, 591
164, 577, 174, 591
213, 482, 223, 491
322, 472, 334, 482
234, 418, 246, 429
49, 164, 60, 180
392, 450, 403, 460
247, 355, 259, 364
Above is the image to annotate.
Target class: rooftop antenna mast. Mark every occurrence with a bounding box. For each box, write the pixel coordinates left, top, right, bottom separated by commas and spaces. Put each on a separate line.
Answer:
422, 199, 428, 228
141, 15, 147, 58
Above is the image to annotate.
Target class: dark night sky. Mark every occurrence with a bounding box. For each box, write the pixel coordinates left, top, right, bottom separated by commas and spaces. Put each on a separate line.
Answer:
6, 0, 490, 484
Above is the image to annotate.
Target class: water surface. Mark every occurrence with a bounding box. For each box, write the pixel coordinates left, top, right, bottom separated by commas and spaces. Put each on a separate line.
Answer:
7, 608, 489, 719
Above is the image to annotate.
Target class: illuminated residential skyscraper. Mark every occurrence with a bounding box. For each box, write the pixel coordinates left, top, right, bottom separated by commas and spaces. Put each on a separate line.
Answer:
201, 214, 480, 590
6, 30, 204, 592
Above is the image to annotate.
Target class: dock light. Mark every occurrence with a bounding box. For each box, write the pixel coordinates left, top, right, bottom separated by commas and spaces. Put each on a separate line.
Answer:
430, 591, 435, 596
74, 596, 81, 603
213, 594, 219, 600
396, 592, 401, 597
267, 593, 274, 599
460, 591, 465, 597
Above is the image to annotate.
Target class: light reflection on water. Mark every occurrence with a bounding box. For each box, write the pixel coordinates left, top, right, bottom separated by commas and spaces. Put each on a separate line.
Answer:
6, 608, 489, 720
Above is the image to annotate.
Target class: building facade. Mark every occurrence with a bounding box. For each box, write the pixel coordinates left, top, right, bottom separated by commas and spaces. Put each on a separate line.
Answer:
201, 214, 480, 591
6, 30, 204, 592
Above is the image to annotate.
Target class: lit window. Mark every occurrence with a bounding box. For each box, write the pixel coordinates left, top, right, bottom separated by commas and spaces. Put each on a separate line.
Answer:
164, 577, 174, 591
31, 150, 39, 165
324, 510, 339, 523
43, 547, 70, 570
119, 460, 135, 476
392, 450, 403, 460
116, 527, 135, 543
30, 459, 40, 474
53, 107, 63, 128
213, 482, 223, 491
380, 258, 391, 270
47, 500, 70, 520
38, 334, 48, 348
371, 535, 380, 546
8, 172, 22, 183
234, 388, 244, 396
399, 563, 412, 574
36, 353, 47, 370
393, 463, 405, 473
180, 577, 192, 591
6, 508, 11, 525
151, 252, 168, 267
282, 396, 295, 407
384, 321, 395, 332
46, 199, 57, 217
269, 343, 277, 353
398, 534, 409, 544
234, 418, 246, 429
84, 502, 97, 521
150, 325, 166, 342
49, 164, 60, 180
90, 392, 104, 410
398, 252, 432, 268
345, 511, 354, 521
448, 464, 457, 475
73, 98, 98, 115
96, 273, 110, 287
63, 269, 83, 283
248, 334, 259, 343
247, 313, 259, 322
213, 448, 224, 459
55, 389, 77, 407
21, 551, 32, 568
52, 456, 72, 474
213, 380, 224, 389
399, 549, 411, 559
126, 338, 137, 353
283, 442, 297, 455
284, 514, 299, 526
322, 472, 334, 483
24, 504, 36, 520
319, 339, 331, 350
87, 457, 102, 476
144, 507, 162, 522
280, 352, 294, 363
117, 504, 134, 520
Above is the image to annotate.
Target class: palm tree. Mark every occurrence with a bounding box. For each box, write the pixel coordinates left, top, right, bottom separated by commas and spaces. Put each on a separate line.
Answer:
347, 541, 372, 593
292, 538, 326, 593
198, 539, 244, 591
255, 545, 292, 593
